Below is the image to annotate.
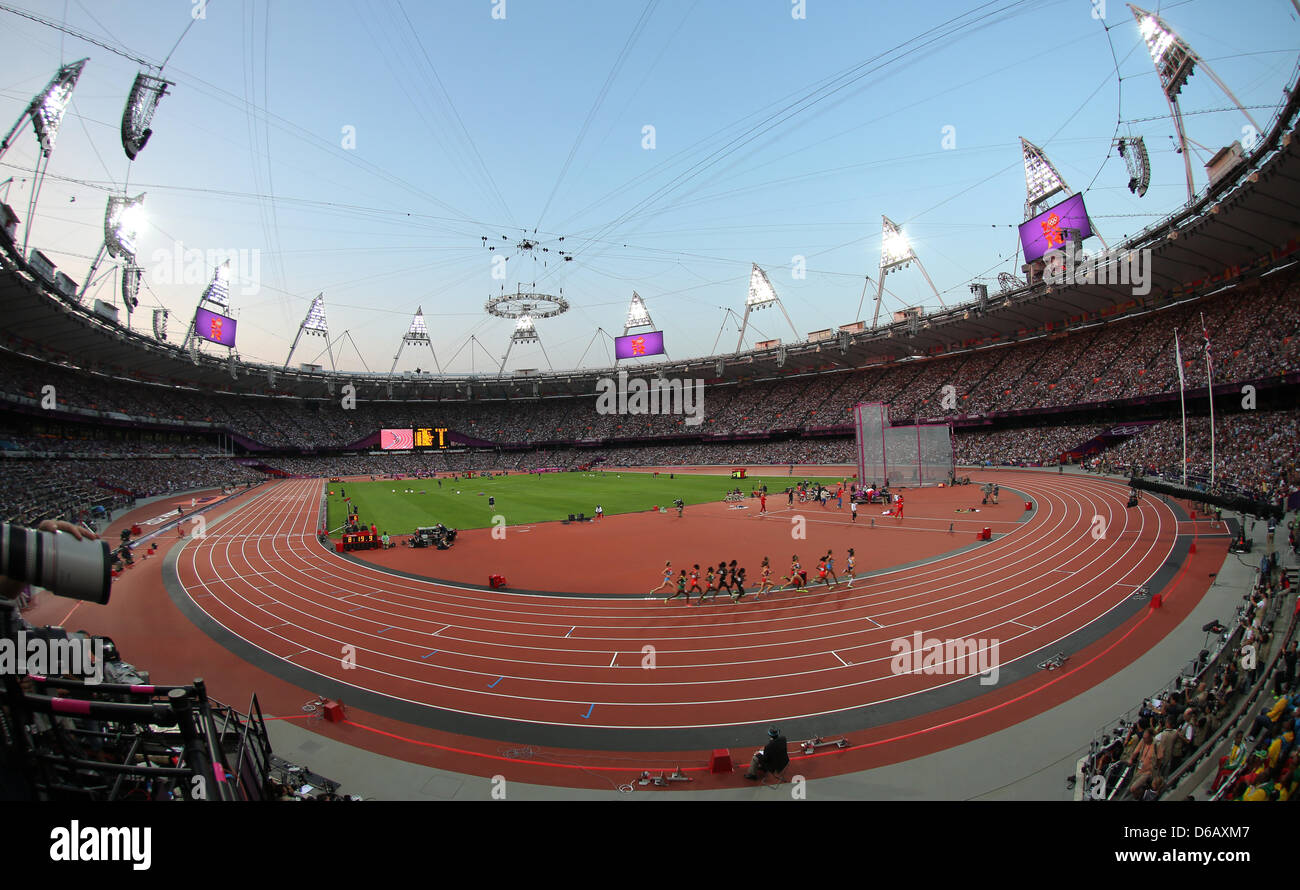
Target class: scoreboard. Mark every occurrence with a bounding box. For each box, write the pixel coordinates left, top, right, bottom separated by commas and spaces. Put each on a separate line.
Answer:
380, 427, 451, 451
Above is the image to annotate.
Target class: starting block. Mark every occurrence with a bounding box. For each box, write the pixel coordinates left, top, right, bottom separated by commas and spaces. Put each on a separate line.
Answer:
645, 766, 692, 787
1037, 652, 1069, 671
800, 736, 849, 755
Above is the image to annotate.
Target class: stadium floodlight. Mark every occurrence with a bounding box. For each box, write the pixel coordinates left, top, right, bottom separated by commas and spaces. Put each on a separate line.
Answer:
284, 294, 334, 371
735, 263, 799, 353
619, 291, 668, 361
746, 264, 779, 308
625, 291, 652, 328
862, 216, 945, 329
0, 59, 88, 161
390, 306, 443, 374
1128, 4, 1260, 201
879, 217, 915, 271
104, 193, 146, 260
76, 192, 147, 307
121, 72, 172, 161
1130, 6, 1195, 99
2, 59, 89, 256
1021, 139, 1069, 220
303, 293, 329, 332
513, 315, 538, 341
200, 261, 231, 310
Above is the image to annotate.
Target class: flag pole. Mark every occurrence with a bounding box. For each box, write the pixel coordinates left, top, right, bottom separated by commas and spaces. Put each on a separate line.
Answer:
1201, 313, 1215, 490
1174, 330, 1187, 487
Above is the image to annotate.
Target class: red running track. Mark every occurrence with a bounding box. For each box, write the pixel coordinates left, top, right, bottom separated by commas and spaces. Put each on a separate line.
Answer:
171, 471, 1180, 734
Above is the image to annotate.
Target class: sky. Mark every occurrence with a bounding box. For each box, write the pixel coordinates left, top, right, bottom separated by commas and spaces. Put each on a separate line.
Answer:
0, 0, 1296, 375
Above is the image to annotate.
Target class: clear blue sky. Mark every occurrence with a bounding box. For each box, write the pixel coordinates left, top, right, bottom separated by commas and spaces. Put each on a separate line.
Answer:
1, 0, 1296, 373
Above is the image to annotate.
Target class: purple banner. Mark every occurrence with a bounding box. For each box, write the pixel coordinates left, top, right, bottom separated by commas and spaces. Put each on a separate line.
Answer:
1019, 193, 1092, 263
194, 307, 237, 347
615, 330, 664, 359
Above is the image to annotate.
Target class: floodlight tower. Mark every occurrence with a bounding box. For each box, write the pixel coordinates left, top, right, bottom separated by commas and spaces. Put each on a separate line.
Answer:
283, 294, 334, 371
736, 263, 800, 352
181, 261, 234, 358
390, 306, 442, 374
1018, 138, 1106, 261
485, 287, 568, 375
1021, 138, 1070, 220
77, 192, 146, 310
863, 217, 944, 329
1128, 5, 1261, 202
120, 71, 172, 160
620, 291, 668, 360
0, 59, 88, 256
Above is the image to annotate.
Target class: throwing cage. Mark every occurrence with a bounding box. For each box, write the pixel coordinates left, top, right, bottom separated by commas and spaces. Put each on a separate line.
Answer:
854, 402, 953, 487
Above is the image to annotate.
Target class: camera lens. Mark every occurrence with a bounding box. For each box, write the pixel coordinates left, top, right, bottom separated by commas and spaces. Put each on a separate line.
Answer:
0, 522, 112, 605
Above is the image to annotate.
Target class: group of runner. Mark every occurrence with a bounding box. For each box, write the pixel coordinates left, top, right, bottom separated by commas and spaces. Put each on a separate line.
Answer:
652, 548, 857, 603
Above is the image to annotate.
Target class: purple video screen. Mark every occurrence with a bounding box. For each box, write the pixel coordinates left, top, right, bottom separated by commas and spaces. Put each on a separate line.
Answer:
194, 307, 237, 347
1018, 193, 1092, 263
614, 330, 664, 359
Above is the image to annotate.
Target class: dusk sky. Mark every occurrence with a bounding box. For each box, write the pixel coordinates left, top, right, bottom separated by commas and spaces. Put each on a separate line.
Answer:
1, 0, 1295, 373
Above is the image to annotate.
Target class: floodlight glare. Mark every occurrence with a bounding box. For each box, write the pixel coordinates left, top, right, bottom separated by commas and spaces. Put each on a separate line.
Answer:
1129, 5, 1195, 98
29, 59, 87, 157
879, 217, 915, 270
0, 59, 87, 164
746, 264, 779, 308
626, 292, 652, 327
104, 193, 146, 260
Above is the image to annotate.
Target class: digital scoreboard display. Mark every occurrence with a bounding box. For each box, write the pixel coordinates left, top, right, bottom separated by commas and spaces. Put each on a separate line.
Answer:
194, 307, 237, 347
1018, 193, 1092, 264
380, 427, 450, 450
614, 330, 665, 359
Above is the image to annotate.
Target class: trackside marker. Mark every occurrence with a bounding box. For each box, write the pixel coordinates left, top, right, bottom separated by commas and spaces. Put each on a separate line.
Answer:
582, 704, 595, 719
488, 677, 503, 688
421, 651, 438, 659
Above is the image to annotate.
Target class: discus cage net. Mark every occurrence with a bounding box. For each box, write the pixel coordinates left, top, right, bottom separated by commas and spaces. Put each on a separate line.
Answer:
853, 402, 954, 487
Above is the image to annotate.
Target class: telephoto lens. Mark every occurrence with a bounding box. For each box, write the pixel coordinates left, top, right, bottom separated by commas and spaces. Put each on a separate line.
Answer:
0, 522, 112, 605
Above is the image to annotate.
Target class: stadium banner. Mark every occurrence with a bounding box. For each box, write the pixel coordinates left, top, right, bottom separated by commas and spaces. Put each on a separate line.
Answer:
194, 307, 237, 347
1018, 193, 1092, 263
614, 330, 665, 359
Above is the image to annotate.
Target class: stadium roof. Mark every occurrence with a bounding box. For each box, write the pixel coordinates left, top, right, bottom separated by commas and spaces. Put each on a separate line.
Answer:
3, 70, 1300, 401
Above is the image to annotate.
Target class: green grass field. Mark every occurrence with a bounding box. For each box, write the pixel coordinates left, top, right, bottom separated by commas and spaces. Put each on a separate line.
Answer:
325, 470, 848, 535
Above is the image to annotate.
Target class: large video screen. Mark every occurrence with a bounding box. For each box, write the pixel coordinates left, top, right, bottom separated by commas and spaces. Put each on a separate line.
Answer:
194, 307, 237, 347
380, 428, 413, 450
1018, 193, 1092, 263
614, 330, 665, 359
